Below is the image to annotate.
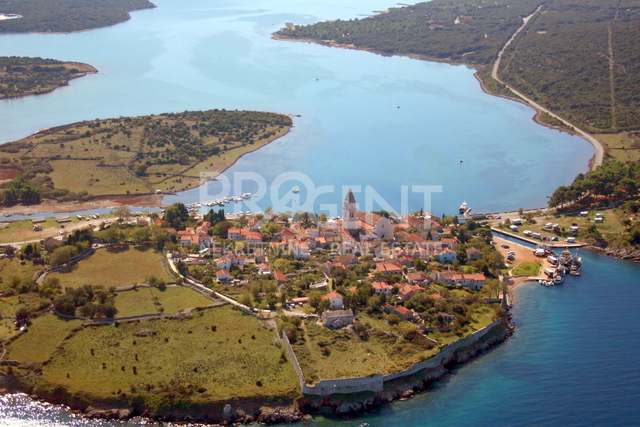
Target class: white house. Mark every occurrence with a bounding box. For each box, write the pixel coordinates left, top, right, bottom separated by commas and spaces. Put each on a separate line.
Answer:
322, 291, 344, 309
216, 269, 232, 282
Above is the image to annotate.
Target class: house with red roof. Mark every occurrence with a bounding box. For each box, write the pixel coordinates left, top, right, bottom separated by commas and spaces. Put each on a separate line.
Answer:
372, 281, 392, 296
385, 304, 419, 322
274, 270, 287, 285
322, 291, 344, 309
216, 269, 232, 282
376, 262, 403, 275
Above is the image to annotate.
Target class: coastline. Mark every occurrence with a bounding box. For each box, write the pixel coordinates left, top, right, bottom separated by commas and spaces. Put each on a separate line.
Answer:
0, 318, 512, 424
0, 115, 293, 216
0, 62, 98, 101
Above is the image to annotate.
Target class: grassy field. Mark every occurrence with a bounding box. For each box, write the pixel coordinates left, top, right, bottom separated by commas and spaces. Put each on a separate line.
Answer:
48, 160, 147, 196
113, 288, 159, 317
48, 246, 172, 289
153, 286, 214, 314
596, 133, 640, 163
5, 313, 82, 363
0, 293, 42, 317
37, 306, 299, 405
0, 216, 94, 244
293, 319, 439, 383
512, 262, 540, 276
114, 286, 213, 317
0, 258, 42, 290
427, 305, 498, 345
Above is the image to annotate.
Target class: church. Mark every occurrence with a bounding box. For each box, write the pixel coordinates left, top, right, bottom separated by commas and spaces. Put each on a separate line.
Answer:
342, 189, 394, 240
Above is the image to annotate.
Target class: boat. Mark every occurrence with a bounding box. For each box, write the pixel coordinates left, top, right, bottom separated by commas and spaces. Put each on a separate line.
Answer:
553, 274, 564, 284
242, 192, 252, 199
292, 187, 300, 194
459, 158, 463, 162
459, 201, 467, 213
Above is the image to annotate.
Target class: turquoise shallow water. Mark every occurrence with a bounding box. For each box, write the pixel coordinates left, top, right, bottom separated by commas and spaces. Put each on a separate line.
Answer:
1, 1, 635, 426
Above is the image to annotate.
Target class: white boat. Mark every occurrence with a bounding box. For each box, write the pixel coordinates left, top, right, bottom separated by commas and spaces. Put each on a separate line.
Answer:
292, 187, 300, 194
242, 193, 252, 199
459, 201, 467, 213
553, 275, 564, 284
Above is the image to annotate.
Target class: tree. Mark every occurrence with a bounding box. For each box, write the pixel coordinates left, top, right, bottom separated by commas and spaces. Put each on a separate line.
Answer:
101, 226, 124, 244
131, 226, 151, 244
1, 177, 41, 206
15, 307, 31, 323
164, 203, 189, 229
112, 206, 132, 224
213, 220, 233, 238
50, 245, 78, 265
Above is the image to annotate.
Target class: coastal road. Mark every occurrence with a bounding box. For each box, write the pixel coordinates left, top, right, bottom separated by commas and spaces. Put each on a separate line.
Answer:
491, 4, 604, 170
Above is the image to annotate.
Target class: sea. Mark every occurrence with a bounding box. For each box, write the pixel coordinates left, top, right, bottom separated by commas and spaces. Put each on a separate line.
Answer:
0, 1, 638, 426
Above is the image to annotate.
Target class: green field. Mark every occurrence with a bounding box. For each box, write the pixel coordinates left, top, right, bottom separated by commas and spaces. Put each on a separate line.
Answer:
0, 294, 42, 317
35, 306, 299, 405
0, 257, 42, 290
48, 246, 171, 289
114, 286, 213, 317
5, 313, 82, 363
512, 262, 541, 276
293, 319, 438, 383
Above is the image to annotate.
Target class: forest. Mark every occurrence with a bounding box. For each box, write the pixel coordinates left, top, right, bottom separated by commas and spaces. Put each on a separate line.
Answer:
0, 0, 154, 33
0, 56, 96, 99
277, 0, 640, 137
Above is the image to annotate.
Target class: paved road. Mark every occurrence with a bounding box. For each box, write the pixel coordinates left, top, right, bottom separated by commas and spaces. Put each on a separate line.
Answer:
491, 4, 604, 170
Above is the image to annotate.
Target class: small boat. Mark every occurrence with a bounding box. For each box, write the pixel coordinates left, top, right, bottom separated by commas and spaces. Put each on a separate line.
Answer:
292, 187, 300, 194
459, 201, 467, 213
553, 275, 564, 284
459, 158, 463, 162
242, 192, 252, 199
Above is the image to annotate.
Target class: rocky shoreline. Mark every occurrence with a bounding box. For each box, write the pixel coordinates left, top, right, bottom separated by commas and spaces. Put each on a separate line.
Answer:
588, 245, 640, 262
0, 319, 512, 425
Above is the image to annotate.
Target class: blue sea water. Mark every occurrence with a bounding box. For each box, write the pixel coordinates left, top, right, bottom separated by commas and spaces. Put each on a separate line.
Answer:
1, 1, 637, 426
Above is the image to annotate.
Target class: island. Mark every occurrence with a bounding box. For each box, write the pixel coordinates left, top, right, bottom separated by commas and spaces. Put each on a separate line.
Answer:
0, 0, 155, 33
0, 110, 293, 214
0, 192, 512, 423
0, 56, 97, 99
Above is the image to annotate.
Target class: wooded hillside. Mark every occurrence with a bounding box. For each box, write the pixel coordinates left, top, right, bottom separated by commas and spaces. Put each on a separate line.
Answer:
0, 0, 154, 33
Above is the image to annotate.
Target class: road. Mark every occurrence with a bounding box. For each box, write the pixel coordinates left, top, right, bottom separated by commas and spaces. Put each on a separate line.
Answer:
491, 4, 604, 170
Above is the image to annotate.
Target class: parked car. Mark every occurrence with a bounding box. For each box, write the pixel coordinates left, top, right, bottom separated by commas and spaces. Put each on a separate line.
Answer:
501, 244, 510, 249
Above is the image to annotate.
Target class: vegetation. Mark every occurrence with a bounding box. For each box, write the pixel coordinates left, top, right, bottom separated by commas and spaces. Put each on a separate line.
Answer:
0, 109, 292, 205
5, 313, 82, 362
13, 307, 299, 408
512, 262, 540, 276
48, 246, 172, 289
0, 56, 96, 99
0, 0, 155, 33
114, 286, 213, 317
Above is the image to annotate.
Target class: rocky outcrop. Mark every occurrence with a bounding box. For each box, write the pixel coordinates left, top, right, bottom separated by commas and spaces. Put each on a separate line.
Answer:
589, 246, 640, 262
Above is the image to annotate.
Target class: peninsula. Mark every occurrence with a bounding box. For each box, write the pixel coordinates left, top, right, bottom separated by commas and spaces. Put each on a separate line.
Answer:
0, 56, 97, 100
0, 110, 292, 214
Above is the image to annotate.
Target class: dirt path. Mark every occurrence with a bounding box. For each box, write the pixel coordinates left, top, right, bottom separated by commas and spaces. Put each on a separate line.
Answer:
491, 3, 604, 170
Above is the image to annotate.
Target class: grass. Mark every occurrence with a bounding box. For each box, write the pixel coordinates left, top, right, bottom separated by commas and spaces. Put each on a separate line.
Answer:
114, 286, 213, 317
0, 216, 95, 244
293, 319, 439, 382
0, 258, 42, 290
512, 262, 540, 276
427, 305, 498, 345
113, 287, 159, 317
38, 306, 300, 405
153, 286, 214, 314
596, 133, 640, 163
0, 293, 42, 317
48, 246, 172, 289
5, 313, 82, 363
48, 160, 147, 196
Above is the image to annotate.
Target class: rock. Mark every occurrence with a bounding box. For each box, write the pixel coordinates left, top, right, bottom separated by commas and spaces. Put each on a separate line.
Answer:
223, 403, 232, 419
